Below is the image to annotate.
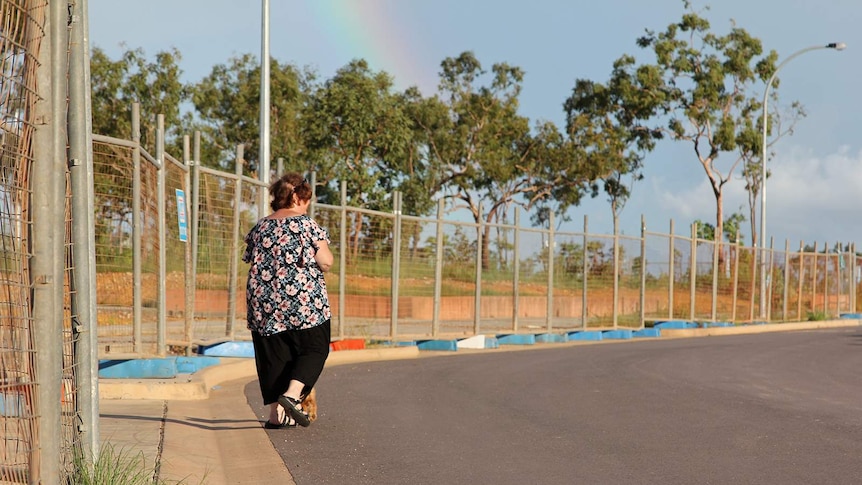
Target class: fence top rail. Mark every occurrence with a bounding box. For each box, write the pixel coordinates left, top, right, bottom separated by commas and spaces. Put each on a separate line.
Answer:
164, 152, 188, 172
197, 164, 265, 187
92, 133, 136, 149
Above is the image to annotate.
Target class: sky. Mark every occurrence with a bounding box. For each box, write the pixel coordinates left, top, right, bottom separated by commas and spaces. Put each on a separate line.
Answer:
87, 0, 862, 249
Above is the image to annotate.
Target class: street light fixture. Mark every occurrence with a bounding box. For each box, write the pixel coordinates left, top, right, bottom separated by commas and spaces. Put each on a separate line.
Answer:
759, 42, 846, 319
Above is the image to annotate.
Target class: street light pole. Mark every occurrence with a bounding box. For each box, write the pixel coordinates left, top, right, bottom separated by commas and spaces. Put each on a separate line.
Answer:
759, 42, 846, 319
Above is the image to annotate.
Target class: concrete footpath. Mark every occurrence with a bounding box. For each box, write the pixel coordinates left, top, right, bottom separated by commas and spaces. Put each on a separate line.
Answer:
97, 320, 859, 484
99, 347, 423, 484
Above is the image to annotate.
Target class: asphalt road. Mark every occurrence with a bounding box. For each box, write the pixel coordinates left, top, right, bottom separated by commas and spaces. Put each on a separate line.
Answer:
245, 327, 862, 484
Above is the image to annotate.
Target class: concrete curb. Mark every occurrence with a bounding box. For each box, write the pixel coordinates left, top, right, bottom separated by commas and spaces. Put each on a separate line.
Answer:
659, 319, 860, 338
99, 346, 421, 400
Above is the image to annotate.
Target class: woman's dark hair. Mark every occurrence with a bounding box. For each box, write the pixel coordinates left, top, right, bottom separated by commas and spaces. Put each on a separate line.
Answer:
269, 172, 312, 211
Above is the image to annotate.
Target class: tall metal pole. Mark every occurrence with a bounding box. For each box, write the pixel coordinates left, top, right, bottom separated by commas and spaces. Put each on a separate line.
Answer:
259, 0, 271, 215
69, 0, 100, 461
759, 42, 845, 318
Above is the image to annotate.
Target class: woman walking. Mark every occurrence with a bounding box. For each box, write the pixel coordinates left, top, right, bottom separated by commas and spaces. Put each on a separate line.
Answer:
242, 173, 333, 428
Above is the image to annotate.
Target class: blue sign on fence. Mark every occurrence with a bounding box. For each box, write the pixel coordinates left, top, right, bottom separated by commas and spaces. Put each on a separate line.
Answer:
176, 188, 188, 242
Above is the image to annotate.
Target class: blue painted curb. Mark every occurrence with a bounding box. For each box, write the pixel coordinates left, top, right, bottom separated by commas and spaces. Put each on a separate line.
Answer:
567, 331, 603, 341
703, 322, 733, 328
840, 313, 862, 319
497, 334, 536, 345
633, 328, 661, 338
99, 358, 177, 379
417, 339, 458, 351
176, 356, 221, 374
535, 333, 567, 343
98, 356, 223, 379
654, 320, 696, 329
485, 336, 500, 349
602, 329, 633, 340
395, 340, 418, 347
199, 341, 255, 358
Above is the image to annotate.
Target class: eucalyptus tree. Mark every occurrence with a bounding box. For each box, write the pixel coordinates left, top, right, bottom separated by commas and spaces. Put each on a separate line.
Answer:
635, 1, 777, 242
423, 51, 597, 269
90, 46, 188, 151
564, 55, 665, 234
301, 59, 414, 261
190, 54, 312, 173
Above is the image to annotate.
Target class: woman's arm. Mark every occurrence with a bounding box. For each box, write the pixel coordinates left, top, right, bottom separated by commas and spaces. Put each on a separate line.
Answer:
313, 240, 334, 272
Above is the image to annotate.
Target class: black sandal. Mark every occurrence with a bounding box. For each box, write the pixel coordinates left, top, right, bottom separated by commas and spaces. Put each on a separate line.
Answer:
263, 413, 296, 429
278, 395, 311, 427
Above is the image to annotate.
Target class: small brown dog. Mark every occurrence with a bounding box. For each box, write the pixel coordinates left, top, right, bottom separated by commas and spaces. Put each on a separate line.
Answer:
301, 388, 318, 423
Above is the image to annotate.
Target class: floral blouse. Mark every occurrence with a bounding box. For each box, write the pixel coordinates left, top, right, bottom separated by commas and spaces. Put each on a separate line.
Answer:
242, 214, 332, 336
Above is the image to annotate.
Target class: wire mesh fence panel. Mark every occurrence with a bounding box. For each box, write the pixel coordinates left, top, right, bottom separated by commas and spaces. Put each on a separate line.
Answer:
551, 230, 587, 332
0, 1, 44, 481
618, 234, 644, 329
92, 141, 136, 349
338, 207, 396, 339
393, 214, 439, 338
692, 238, 716, 322
434, 219, 480, 337
670, 234, 693, 320
193, 169, 240, 343
137, 157, 161, 354
163, 156, 190, 345
583, 234, 615, 327
734, 245, 758, 323
231, 178, 267, 339
714, 241, 737, 322
311, 204, 341, 337
643, 232, 672, 322
478, 222, 517, 335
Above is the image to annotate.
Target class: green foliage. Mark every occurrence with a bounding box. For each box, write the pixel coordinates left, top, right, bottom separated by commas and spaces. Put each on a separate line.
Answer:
189, 54, 312, 173
806, 310, 829, 321
90, 47, 189, 152
564, 54, 665, 232
70, 443, 199, 485
635, 1, 777, 241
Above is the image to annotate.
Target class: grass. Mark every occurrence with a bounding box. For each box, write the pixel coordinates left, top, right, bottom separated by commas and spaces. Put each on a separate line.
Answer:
70, 443, 203, 485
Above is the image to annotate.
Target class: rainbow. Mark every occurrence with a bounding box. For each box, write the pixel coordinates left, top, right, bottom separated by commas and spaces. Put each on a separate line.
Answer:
303, 1, 437, 93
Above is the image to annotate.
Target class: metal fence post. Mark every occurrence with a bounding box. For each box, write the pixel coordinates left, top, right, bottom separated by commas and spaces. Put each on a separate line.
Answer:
783, 240, 790, 321
192, 131, 201, 295
182, 136, 194, 351
731, 233, 739, 323
612, 219, 619, 329
639, 215, 646, 329
512, 207, 520, 333
582, 215, 588, 329
227, 145, 244, 340
690, 223, 697, 321
132, 103, 142, 354
711, 227, 719, 323
797, 241, 804, 319
767, 237, 775, 321
338, 181, 347, 339
31, 4, 67, 477
547, 212, 555, 331
432, 199, 444, 337
156, 114, 167, 356
668, 219, 675, 320
474, 202, 483, 335
390, 191, 402, 339
68, 0, 99, 460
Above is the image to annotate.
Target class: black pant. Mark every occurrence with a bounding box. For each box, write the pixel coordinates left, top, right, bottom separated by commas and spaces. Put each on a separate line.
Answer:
251, 320, 331, 405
